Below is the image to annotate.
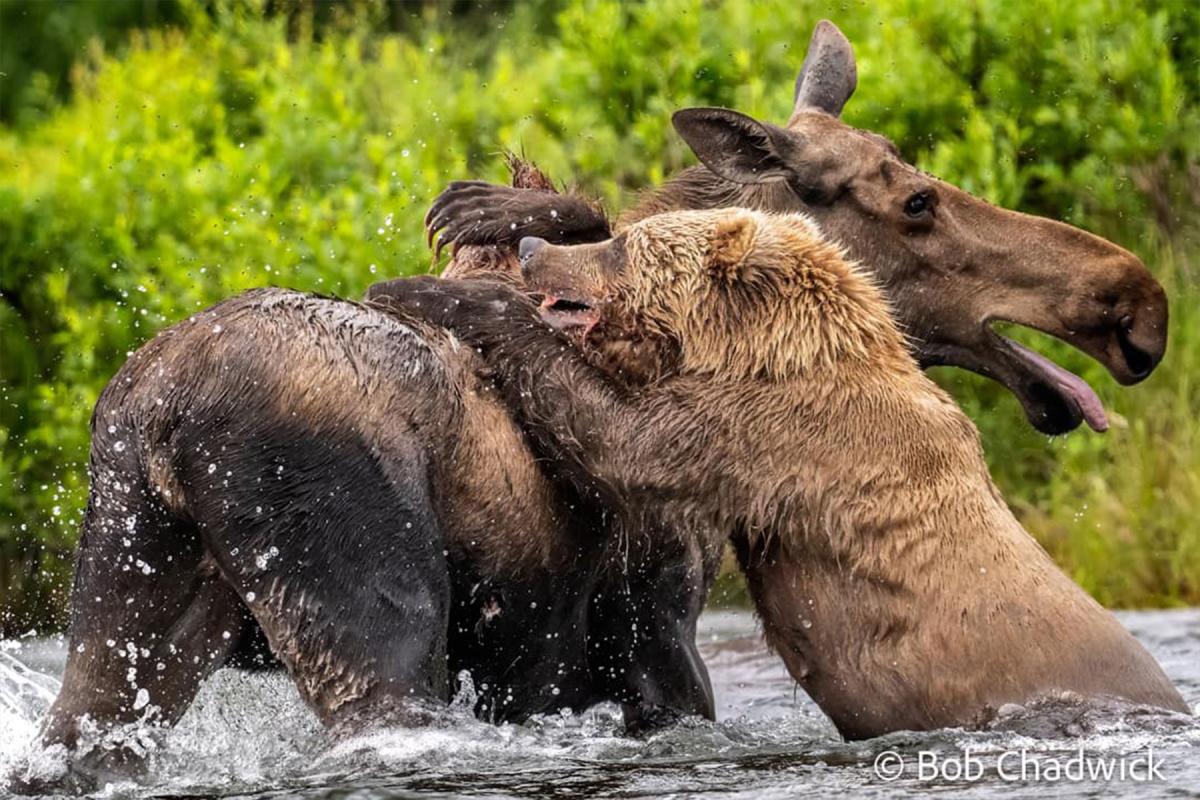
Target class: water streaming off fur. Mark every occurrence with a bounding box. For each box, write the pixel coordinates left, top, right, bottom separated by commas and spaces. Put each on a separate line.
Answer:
2, 609, 1198, 799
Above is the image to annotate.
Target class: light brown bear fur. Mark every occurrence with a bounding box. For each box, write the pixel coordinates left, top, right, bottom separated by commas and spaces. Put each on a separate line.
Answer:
379, 207, 1188, 738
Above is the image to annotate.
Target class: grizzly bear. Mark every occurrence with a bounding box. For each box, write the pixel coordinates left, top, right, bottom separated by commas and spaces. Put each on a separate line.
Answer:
370, 207, 1189, 739
16, 20, 1175, 792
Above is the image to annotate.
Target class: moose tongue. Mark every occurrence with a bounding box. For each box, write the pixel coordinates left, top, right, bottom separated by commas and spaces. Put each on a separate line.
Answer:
1006, 340, 1109, 433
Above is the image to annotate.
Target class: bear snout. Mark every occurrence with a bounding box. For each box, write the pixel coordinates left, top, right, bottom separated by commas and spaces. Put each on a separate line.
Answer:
519, 236, 548, 267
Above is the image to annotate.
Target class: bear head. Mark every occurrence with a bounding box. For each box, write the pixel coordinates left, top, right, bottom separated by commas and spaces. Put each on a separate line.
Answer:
521, 208, 910, 382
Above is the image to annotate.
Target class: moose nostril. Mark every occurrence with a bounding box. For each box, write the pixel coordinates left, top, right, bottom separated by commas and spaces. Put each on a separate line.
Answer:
519, 237, 547, 263
1117, 325, 1155, 380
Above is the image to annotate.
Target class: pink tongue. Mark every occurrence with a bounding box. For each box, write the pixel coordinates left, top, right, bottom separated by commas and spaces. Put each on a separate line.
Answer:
1007, 341, 1108, 432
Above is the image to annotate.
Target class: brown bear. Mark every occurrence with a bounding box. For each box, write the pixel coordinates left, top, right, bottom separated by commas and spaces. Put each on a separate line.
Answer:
16, 20, 1175, 793
370, 207, 1189, 739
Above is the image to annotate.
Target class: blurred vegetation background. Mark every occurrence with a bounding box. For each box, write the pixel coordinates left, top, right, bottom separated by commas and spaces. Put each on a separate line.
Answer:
1, 0, 1198, 634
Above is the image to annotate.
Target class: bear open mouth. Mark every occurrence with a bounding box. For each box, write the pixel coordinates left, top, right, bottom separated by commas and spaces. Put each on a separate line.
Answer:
539, 294, 602, 333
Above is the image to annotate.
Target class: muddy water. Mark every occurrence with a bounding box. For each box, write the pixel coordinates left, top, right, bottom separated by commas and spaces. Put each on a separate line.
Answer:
2, 609, 1198, 798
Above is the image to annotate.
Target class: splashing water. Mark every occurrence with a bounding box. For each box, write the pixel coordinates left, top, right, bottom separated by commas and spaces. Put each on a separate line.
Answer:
0, 645, 60, 750
2, 610, 1198, 798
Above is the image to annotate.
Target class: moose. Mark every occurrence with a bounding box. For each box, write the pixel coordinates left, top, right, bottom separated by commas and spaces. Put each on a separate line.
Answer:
14, 19, 1176, 796
431, 22, 1165, 437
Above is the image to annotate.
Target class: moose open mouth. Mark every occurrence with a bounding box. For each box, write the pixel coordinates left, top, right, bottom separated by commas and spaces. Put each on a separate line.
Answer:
539, 294, 601, 333
992, 331, 1108, 434
918, 323, 1114, 436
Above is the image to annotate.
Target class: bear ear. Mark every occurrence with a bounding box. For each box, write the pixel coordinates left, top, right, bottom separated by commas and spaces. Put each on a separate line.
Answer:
708, 213, 757, 281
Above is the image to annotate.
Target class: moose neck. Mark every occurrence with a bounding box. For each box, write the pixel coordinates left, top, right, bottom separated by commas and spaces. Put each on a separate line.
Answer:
618, 167, 798, 228
731, 371, 1186, 738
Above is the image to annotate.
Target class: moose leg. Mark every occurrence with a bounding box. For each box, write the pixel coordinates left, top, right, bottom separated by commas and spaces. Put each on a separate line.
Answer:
31, 478, 247, 793
187, 427, 452, 730
588, 538, 715, 734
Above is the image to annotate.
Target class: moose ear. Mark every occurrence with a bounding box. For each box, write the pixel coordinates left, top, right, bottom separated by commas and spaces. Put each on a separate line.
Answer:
793, 20, 857, 118
672, 108, 793, 185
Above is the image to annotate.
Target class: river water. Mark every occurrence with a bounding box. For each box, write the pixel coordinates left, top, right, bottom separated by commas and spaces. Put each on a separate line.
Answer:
2, 609, 1198, 798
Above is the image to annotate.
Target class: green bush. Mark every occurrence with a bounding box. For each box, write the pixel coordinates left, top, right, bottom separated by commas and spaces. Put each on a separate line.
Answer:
1, 0, 1198, 632
0, 0, 185, 125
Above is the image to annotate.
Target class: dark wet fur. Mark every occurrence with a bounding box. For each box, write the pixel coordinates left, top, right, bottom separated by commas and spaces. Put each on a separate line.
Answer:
19, 287, 712, 794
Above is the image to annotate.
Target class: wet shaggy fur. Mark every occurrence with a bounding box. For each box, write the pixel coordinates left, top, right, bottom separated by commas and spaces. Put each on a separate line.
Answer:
374, 207, 1188, 739
23, 20, 1177, 790
24, 288, 713, 793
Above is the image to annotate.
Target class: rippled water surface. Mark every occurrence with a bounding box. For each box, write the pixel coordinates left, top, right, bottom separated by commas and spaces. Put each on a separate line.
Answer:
3, 609, 1198, 798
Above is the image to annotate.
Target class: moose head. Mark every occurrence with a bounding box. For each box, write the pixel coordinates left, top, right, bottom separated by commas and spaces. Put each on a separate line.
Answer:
668, 21, 1167, 434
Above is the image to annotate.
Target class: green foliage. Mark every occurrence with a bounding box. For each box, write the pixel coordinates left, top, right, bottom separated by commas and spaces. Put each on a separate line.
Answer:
0, 0, 185, 125
1, 0, 1198, 630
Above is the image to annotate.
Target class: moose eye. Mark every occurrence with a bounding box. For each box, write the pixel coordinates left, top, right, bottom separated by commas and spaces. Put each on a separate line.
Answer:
903, 191, 934, 218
